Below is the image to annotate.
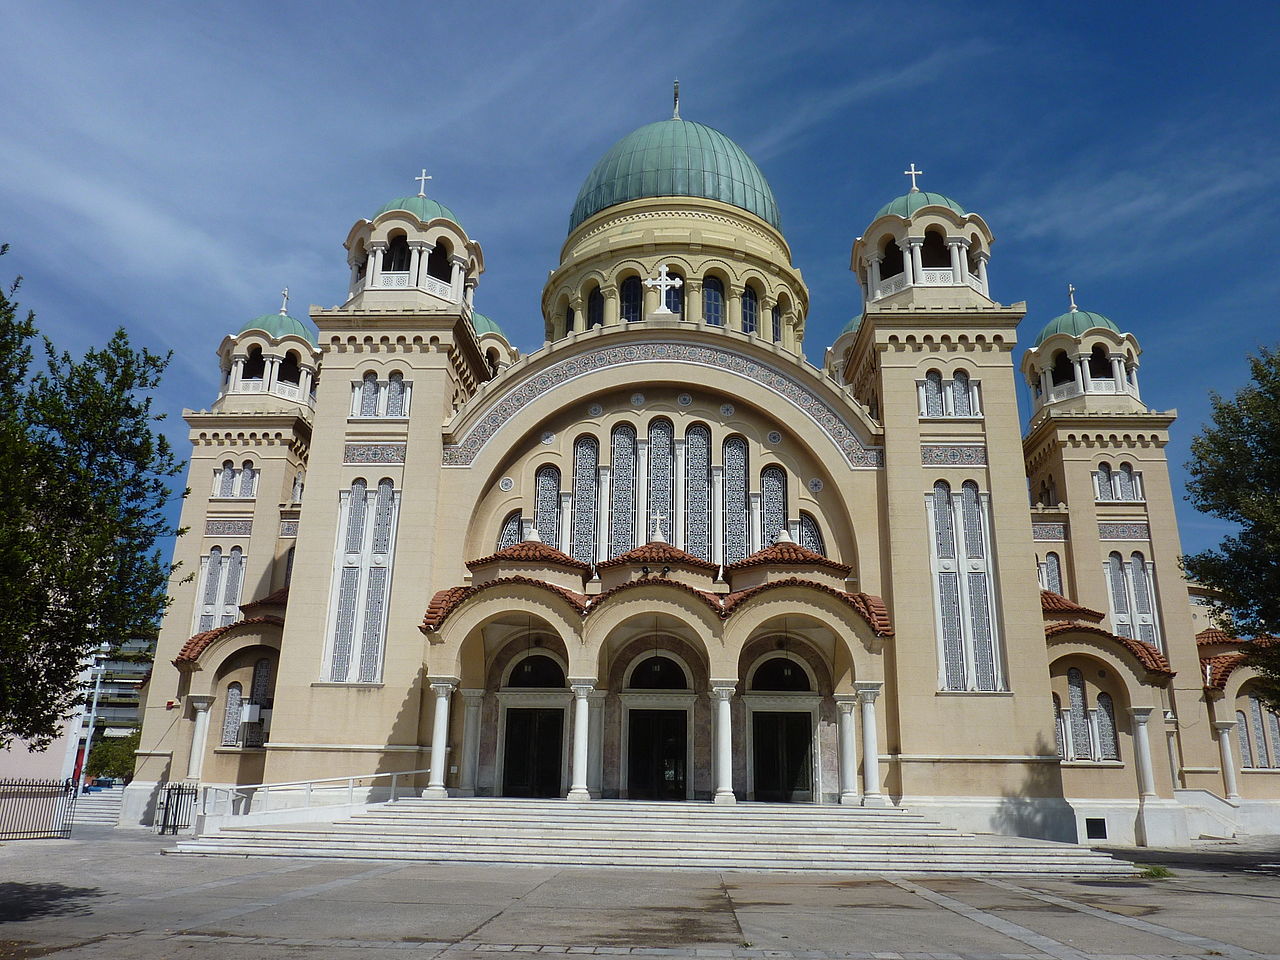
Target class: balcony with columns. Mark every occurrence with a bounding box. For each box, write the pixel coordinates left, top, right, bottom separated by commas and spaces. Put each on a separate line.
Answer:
1032, 347, 1142, 412
348, 240, 468, 304
222, 353, 317, 409
865, 235, 989, 303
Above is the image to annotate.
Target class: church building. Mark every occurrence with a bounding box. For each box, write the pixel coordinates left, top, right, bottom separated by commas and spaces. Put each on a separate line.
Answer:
126, 102, 1280, 847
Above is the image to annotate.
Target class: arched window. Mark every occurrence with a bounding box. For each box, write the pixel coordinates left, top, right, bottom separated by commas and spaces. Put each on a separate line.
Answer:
1089, 343, 1112, 379
703, 277, 725, 326
1067, 668, 1090, 759
426, 241, 451, 282
1116, 463, 1136, 501
921, 229, 949, 268
684, 425, 712, 561
952, 370, 973, 417
220, 546, 244, 626
197, 546, 224, 631
1051, 350, 1074, 386
534, 466, 561, 546
1241, 692, 1280, 768
243, 346, 265, 381
772, 304, 782, 343
571, 436, 599, 564
359, 371, 379, 417
630, 655, 688, 690
1053, 694, 1066, 759
1130, 551, 1158, 647
761, 465, 787, 545
564, 305, 575, 332
243, 658, 272, 748
278, 351, 301, 386
881, 238, 904, 278
609, 423, 637, 557
1044, 552, 1064, 594
236, 460, 256, 499
722, 436, 749, 564
741, 285, 758, 335
1247, 694, 1271, 767
621, 276, 643, 322
923, 371, 944, 417
327, 478, 400, 683
648, 418, 674, 542
384, 235, 411, 273
1106, 551, 1131, 638
497, 510, 522, 550
751, 655, 811, 691
664, 269, 684, 316
385, 372, 406, 417
509, 653, 566, 688
1095, 463, 1114, 501
221, 682, 243, 746
284, 545, 296, 585
292, 471, 304, 502
798, 512, 825, 556
1096, 692, 1119, 760
1237, 710, 1254, 769
587, 287, 604, 329
218, 460, 237, 498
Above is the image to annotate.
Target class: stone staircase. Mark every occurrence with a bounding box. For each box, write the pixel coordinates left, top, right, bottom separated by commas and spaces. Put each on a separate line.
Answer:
72, 784, 125, 826
172, 798, 1135, 876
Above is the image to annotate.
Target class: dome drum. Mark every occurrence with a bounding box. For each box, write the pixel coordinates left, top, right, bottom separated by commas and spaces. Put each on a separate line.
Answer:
1021, 309, 1144, 413
218, 311, 321, 411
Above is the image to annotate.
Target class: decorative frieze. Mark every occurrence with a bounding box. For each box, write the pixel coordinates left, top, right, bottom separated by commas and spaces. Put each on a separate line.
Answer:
1032, 522, 1067, 541
279, 520, 299, 538
921, 444, 988, 466
1099, 522, 1150, 541
442, 341, 882, 468
205, 519, 252, 537
343, 443, 406, 465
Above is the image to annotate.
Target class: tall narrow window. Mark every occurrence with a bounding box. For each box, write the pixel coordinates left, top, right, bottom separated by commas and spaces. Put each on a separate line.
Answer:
1237, 710, 1254, 769
741, 286, 758, 335
798, 512, 825, 556
534, 465, 561, 546
571, 436, 599, 565
237, 461, 257, 498
243, 659, 271, 748
621, 276, 643, 322
197, 546, 224, 632
1106, 552, 1132, 638
1067, 668, 1091, 759
359, 372, 379, 417
648, 418, 674, 542
772, 304, 782, 343
1053, 694, 1066, 759
923, 371, 944, 417
1096, 692, 1119, 760
1249, 696, 1271, 769
664, 270, 684, 316
587, 288, 604, 329
1095, 463, 1114, 501
221, 682, 243, 746
1104, 551, 1162, 648
358, 479, 397, 682
1116, 463, 1136, 501
609, 424, 637, 557
722, 435, 749, 564
685, 425, 712, 561
384, 235, 411, 272
703, 277, 724, 327
962, 482, 997, 691
220, 546, 244, 626
217, 460, 237, 497
497, 510, 522, 550
932, 481, 965, 691
1043, 551, 1063, 595
1130, 551, 1158, 647
952, 370, 972, 417
761, 465, 787, 545
385, 372, 406, 417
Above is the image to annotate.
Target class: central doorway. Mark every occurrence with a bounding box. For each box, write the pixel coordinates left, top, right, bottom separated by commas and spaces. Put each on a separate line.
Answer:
751, 711, 813, 802
627, 709, 687, 800
502, 708, 563, 797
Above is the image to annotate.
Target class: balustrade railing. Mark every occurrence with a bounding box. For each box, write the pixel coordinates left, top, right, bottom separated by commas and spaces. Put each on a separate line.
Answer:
367, 272, 456, 301
199, 767, 432, 819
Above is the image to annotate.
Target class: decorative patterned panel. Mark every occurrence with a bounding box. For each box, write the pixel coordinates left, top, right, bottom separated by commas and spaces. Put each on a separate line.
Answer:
358, 566, 388, 683
648, 419, 674, 543
279, 520, 299, 537
1097, 692, 1119, 760
345, 480, 368, 553
924, 372, 944, 417
330, 567, 360, 681
571, 436, 599, 565
968, 572, 996, 691
371, 480, 395, 554
1250, 697, 1271, 769
220, 547, 244, 626
1032, 522, 1067, 541
205, 519, 252, 537
1237, 711, 1254, 769
961, 482, 984, 560
684, 425, 711, 561
440, 341, 882, 468
534, 466, 561, 546
609, 424, 637, 557
761, 466, 787, 546
921, 444, 988, 466
385, 373, 405, 417
218, 462, 236, 498
237, 466, 256, 498
221, 682, 243, 746
1068, 669, 1091, 759
798, 512, 825, 556
497, 511, 522, 550
1099, 522, 1149, 540
1267, 707, 1280, 768
932, 482, 954, 560
952, 371, 972, 417
722, 436, 749, 564
1044, 552, 1063, 595
344, 444, 406, 464
360, 372, 379, 416
937, 571, 965, 690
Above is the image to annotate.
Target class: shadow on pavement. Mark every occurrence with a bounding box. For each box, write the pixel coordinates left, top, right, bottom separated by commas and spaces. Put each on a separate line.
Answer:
0, 882, 102, 923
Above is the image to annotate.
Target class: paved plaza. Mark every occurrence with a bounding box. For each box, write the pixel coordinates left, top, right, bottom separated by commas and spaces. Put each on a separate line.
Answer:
2, 828, 1279, 960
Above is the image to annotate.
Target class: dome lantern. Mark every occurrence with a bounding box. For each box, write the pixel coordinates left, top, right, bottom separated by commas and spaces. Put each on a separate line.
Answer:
218, 289, 320, 410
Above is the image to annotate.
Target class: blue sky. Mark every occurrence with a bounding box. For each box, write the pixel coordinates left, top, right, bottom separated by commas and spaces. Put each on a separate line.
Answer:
2, 0, 1277, 557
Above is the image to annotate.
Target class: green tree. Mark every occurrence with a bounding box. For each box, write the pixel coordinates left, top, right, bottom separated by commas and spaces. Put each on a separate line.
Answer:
0, 246, 184, 749
1183, 346, 1280, 707
84, 730, 142, 780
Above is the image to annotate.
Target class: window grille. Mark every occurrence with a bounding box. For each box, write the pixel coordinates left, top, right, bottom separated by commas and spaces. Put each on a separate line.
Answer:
1096, 692, 1119, 760
761, 466, 787, 545
1106, 552, 1132, 638
1237, 711, 1254, 769
722, 436, 749, 564
1068, 669, 1091, 759
243, 659, 271, 747
1053, 694, 1066, 759
621, 276, 643, 322
648, 419, 674, 543
1044, 552, 1063, 595
703, 277, 724, 326
923, 372, 944, 418
571, 436, 599, 565
742, 286, 758, 335
218, 461, 237, 497
1249, 696, 1272, 768
221, 682, 243, 746
236, 463, 256, 498
684, 425, 712, 561
197, 547, 224, 632
497, 511, 522, 550
772, 305, 782, 343
1116, 463, 1135, 500
534, 466, 561, 547
359, 372, 379, 417
798, 512, 825, 556
920, 371, 980, 417
952, 370, 972, 416
219, 547, 244, 626
385, 372, 405, 417
352, 372, 410, 417
609, 424, 637, 557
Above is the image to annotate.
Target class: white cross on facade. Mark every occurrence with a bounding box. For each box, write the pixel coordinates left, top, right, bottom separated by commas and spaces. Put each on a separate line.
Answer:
644, 264, 683, 315
1067, 283, 1078, 312
415, 168, 432, 197
650, 513, 668, 543
903, 163, 924, 192
279, 287, 289, 314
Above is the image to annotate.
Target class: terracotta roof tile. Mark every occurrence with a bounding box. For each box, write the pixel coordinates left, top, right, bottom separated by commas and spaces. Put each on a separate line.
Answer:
420, 577, 588, 633
240, 586, 289, 612
1202, 652, 1248, 690
1040, 590, 1104, 622
1044, 620, 1175, 678
722, 578, 894, 637
173, 615, 285, 665
589, 577, 724, 616
597, 541, 718, 572
466, 540, 591, 572
727, 542, 852, 576
1196, 627, 1237, 647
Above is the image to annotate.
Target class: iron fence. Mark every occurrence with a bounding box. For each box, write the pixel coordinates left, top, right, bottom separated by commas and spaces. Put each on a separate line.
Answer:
155, 782, 198, 835
0, 778, 78, 840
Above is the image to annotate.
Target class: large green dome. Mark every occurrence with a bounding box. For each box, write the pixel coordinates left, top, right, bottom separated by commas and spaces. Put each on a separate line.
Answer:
238, 311, 316, 346
374, 194, 463, 229
875, 190, 966, 220
1033, 309, 1120, 347
569, 118, 780, 233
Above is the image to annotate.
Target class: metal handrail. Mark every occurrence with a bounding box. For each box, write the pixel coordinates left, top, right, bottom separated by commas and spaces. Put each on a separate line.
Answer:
200, 767, 432, 818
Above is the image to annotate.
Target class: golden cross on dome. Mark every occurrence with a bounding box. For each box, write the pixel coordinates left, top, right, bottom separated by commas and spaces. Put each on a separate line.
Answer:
279, 287, 289, 314
903, 163, 924, 192
1068, 283, 1078, 312
415, 168, 432, 197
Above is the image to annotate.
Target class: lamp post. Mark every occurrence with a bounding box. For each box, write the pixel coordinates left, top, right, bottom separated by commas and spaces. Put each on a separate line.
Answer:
80, 641, 111, 792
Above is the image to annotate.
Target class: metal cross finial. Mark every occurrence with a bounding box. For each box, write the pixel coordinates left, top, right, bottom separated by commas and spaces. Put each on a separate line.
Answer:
644, 264, 683, 315
903, 163, 924, 192
1068, 283, 1078, 312
415, 168, 432, 197
279, 287, 289, 315
672, 79, 680, 120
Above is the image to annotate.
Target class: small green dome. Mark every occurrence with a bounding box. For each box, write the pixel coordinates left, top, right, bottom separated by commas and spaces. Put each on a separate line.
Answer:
840, 315, 863, 337
470, 311, 505, 337
570, 118, 780, 232
875, 190, 966, 220
238, 311, 316, 346
374, 194, 462, 229
1033, 309, 1120, 347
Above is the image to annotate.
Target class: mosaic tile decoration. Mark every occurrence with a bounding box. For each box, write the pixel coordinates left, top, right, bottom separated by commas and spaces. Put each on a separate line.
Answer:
279, 520, 299, 538
343, 443, 407, 464
442, 341, 883, 468
920, 444, 988, 466
1032, 522, 1067, 541
1098, 522, 1150, 541
205, 519, 252, 537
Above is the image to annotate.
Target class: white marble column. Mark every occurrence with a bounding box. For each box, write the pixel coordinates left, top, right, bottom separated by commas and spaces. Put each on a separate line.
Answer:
975, 252, 989, 295
711, 466, 724, 567
229, 358, 244, 393
185, 696, 214, 780
596, 466, 611, 563
855, 682, 885, 806
457, 689, 484, 797
264, 356, 280, 393
712, 684, 736, 804
947, 239, 965, 284
408, 242, 425, 288
1129, 364, 1141, 398
673, 439, 686, 549
907, 239, 924, 285
867, 256, 882, 300
1110, 355, 1126, 386
749, 492, 762, 552
558, 493, 573, 555
367, 242, 386, 289
1079, 356, 1093, 392
636, 439, 649, 542
587, 691, 606, 796
1129, 707, 1158, 799
1071, 356, 1084, 394
450, 259, 466, 302
1213, 720, 1242, 800
568, 683, 594, 801
571, 297, 586, 334
425, 679, 458, 798
836, 695, 859, 804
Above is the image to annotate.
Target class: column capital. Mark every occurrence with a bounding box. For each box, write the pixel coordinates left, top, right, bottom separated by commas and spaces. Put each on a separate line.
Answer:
904, 236, 924, 247
569, 296, 585, 311
187, 695, 215, 714
854, 681, 883, 702
430, 677, 460, 696
1128, 705, 1156, 723
710, 683, 737, 700
570, 681, 596, 697
946, 236, 970, 248
460, 687, 485, 701
973, 249, 990, 262
866, 253, 884, 264
834, 695, 858, 714
407, 239, 429, 250
1212, 719, 1238, 733
367, 240, 388, 251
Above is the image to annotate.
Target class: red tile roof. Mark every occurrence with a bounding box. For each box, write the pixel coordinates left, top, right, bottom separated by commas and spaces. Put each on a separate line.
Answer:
1196, 627, 1237, 647
466, 540, 591, 573
1202, 652, 1248, 690
173, 615, 285, 665
240, 586, 289, 612
721, 578, 893, 637
590, 577, 724, 616
596, 541, 718, 572
727, 542, 852, 576
1044, 620, 1175, 678
1040, 590, 1104, 622
421, 577, 588, 632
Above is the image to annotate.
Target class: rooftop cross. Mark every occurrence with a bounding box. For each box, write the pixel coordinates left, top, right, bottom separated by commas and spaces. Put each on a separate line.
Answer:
415, 168, 432, 197
279, 287, 289, 315
1068, 282, 1078, 312
651, 513, 668, 543
672, 80, 680, 120
644, 264, 683, 315
903, 163, 924, 192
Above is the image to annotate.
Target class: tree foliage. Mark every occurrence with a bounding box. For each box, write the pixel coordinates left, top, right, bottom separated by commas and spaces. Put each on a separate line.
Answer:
0, 246, 184, 749
1183, 345, 1280, 705
84, 730, 141, 780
